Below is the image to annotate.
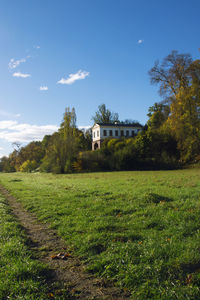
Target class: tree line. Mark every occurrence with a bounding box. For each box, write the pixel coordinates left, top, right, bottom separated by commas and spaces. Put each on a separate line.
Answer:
1, 50, 200, 173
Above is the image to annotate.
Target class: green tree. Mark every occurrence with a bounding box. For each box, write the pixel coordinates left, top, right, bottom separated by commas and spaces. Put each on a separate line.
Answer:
92, 104, 119, 124
18, 142, 45, 168
43, 107, 78, 173
119, 119, 142, 127
41, 107, 89, 173
0, 155, 16, 172
147, 102, 170, 131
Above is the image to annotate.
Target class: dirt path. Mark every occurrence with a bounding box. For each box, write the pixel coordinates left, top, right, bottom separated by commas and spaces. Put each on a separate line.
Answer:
0, 185, 130, 299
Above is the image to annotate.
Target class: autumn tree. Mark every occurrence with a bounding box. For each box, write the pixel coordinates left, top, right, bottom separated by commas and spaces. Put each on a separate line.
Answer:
149, 50, 193, 98
167, 84, 200, 161
149, 51, 200, 162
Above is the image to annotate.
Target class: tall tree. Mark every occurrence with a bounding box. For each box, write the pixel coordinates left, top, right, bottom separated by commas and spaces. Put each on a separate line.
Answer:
92, 104, 119, 124
167, 84, 200, 161
54, 107, 78, 173
149, 50, 193, 98
41, 107, 89, 173
149, 51, 200, 162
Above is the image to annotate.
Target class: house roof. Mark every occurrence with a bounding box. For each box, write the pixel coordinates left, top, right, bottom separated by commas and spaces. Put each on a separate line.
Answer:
93, 122, 143, 128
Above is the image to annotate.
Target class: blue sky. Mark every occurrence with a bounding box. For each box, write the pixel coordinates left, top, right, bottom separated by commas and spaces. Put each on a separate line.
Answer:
0, 0, 200, 156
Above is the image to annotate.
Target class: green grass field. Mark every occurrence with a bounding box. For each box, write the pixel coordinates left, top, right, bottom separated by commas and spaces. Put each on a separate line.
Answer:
1, 169, 200, 299
0, 193, 50, 299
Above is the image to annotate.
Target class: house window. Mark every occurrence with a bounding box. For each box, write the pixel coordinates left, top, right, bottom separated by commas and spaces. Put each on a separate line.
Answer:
109, 130, 112, 136
93, 131, 95, 138
121, 130, 124, 136
132, 130, 135, 137
126, 130, 129, 137
103, 130, 107, 136
115, 130, 118, 136
97, 130, 99, 137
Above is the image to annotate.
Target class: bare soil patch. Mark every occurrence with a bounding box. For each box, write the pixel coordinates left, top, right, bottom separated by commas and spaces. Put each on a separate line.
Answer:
0, 185, 130, 299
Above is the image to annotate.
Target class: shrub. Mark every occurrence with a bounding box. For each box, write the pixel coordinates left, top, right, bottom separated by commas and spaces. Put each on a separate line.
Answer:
74, 151, 109, 172
19, 160, 38, 172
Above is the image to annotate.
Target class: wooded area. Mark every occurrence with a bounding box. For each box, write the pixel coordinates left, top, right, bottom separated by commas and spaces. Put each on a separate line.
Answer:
1, 51, 200, 173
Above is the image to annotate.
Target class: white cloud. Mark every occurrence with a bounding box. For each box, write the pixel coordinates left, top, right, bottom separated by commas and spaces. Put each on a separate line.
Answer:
34, 45, 40, 49
57, 70, 89, 85
0, 147, 5, 158
0, 110, 21, 118
137, 39, 144, 44
13, 72, 31, 78
8, 57, 27, 70
39, 86, 48, 91
8, 55, 31, 70
0, 120, 58, 143
78, 125, 91, 131
0, 120, 18, 129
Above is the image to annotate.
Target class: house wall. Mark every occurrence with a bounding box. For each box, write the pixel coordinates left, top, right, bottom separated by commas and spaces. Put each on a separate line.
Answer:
92, 124, 142, 150
92, 125, 141, 140
92, 139, 101, 151
92, 125, 101, 142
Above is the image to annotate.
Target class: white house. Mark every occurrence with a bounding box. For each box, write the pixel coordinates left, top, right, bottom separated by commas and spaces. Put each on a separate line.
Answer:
92, 123, 143, 150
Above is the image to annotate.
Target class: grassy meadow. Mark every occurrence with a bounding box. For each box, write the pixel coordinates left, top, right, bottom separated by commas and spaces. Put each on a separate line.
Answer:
0, 194, 50, 299
0, 169, 200, 299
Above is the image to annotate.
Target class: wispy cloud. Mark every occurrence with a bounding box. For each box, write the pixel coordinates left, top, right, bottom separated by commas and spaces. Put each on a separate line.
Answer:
0, 120, 18, 129
13, 72, 31, 78
39, 86, 48, 91
0, 120, 58, 143
137, 39, 144, 44
34, 45, 40, 49
57, 70, 89, 85
8, 56, 30, 70
0, 110, 21, 118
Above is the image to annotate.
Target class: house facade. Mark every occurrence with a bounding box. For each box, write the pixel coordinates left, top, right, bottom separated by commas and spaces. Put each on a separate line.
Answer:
92, 123, 143, 150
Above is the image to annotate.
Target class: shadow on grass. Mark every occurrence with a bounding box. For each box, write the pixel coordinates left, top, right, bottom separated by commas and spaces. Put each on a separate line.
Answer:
181, 262, 200, 273
113, 234, 142, 242
87, 243, 106, 255
9, 179, 22, 182
144, 192, 172, 204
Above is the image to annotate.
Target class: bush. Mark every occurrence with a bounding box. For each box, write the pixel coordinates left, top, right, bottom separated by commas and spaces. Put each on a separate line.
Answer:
74, 151, 109, 172
19, 160, 38, 172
